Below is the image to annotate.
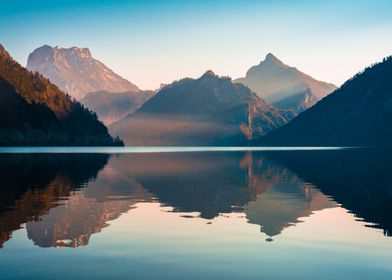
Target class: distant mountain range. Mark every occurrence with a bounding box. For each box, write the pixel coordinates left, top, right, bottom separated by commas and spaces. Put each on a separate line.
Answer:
27, 45, 140, 99
258, 56, 392, 146
234, 53, 337, 115
24, 46, 340, 144
110, 70, 289, 146
81, 90, 155, 125
0, 44, 122, 146
4, 42, 390, 147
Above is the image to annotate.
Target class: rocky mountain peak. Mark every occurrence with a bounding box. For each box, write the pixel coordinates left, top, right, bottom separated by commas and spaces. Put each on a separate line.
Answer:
201, 70, 217, 78
67, 46, 92, 58
265, 53, 279, 62
27, 45, 140, 99
30, 45, 54, 56
262, 53, 286, 67
234, 53, 337, 115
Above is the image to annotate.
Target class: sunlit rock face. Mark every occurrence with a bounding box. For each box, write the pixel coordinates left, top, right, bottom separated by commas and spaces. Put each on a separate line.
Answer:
234, 53, 336, 115
27, 45, 140, 99
110, 71, 289, 146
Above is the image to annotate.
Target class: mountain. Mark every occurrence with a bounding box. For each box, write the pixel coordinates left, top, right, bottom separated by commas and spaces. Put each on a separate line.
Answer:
258, 56, 392, 146
80, 90, 155, 125
0, 44, 122, 146
234, 53, 337, 115
26, 45, 139, 99
110, 70, 289, 146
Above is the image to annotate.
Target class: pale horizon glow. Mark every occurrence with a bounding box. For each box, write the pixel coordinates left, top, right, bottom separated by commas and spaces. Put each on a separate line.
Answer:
1, 0, 392, 90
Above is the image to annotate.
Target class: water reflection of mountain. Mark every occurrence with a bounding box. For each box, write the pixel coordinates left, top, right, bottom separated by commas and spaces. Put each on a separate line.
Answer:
0, 154, 109, 247
245, 178, 334, 238
110, 152, 336, 237
1, 149, 390, 249
26, 169, 152, 248
268, 149, 392, 236
26, 189, 151, 248
241, 153, 335, 238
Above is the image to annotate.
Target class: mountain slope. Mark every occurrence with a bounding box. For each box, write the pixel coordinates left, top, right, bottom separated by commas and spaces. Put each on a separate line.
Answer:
80, 90, 155, 125
27, 45, 139, 99
234, 53, 336, 114
110, 71, 288, 146
258, 56, 392, 146
0, 44, 122, 146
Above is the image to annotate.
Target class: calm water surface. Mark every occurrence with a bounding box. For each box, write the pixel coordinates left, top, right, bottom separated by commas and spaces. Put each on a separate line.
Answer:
0, 148, 391, 279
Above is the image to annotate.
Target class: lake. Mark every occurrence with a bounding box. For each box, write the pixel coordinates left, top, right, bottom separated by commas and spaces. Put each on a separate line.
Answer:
0, 148, 391, 279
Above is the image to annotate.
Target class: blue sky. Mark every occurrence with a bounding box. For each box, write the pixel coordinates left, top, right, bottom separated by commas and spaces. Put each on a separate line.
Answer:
1, 0, 392, 89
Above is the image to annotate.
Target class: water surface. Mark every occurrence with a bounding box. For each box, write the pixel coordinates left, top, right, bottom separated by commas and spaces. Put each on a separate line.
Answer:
0, 148, 391, 279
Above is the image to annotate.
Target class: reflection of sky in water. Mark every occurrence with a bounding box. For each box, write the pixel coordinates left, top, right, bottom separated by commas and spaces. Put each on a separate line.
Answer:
0, 150, 391, 279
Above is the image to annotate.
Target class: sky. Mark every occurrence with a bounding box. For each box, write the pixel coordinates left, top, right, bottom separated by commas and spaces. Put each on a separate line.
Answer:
1, 0, 392, 90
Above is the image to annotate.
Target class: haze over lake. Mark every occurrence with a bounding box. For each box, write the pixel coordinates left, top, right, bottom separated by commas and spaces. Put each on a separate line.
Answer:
0, 148, 391, 279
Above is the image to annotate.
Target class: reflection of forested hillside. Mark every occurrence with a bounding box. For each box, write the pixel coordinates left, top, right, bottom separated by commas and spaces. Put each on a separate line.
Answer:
267, 149, 392, 236
0, 154, 109, 247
